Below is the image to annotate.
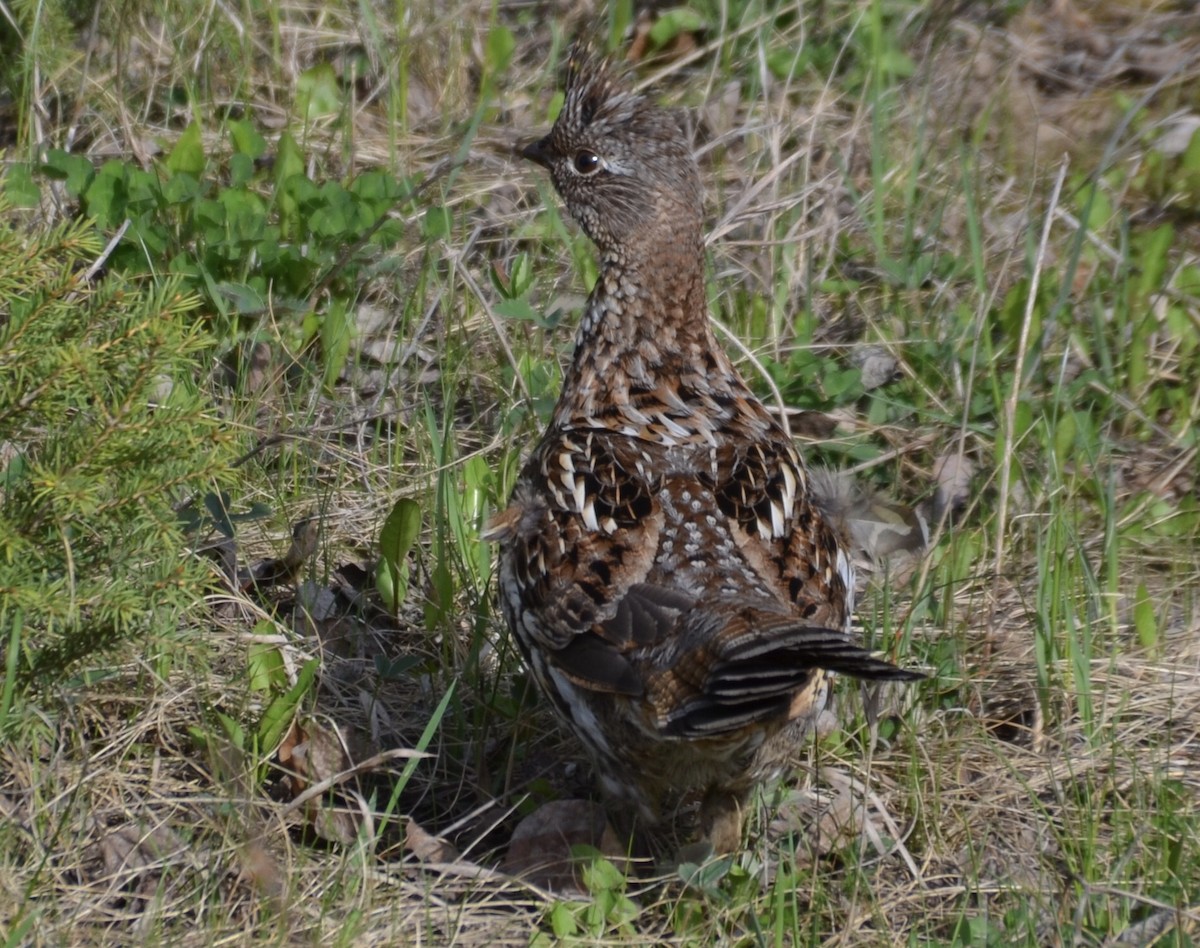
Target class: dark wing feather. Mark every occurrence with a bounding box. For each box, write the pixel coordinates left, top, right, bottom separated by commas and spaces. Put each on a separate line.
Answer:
553, 632, 644, 696
660, 610, 922, 738
498, 428, 695, 695
708, 409, 852, 630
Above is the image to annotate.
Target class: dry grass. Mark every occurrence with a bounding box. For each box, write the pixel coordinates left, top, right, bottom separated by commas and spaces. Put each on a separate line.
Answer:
3, 0, 1200, 944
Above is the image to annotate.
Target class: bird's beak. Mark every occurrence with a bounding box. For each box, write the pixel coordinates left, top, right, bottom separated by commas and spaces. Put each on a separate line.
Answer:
520, 136, 553, 169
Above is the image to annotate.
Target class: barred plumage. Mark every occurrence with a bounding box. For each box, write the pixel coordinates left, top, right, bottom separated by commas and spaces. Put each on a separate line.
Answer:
489, 45, 920, 853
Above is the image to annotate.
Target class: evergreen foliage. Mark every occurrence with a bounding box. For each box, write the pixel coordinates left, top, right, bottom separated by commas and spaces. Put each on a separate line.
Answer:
0, 187, 233, 690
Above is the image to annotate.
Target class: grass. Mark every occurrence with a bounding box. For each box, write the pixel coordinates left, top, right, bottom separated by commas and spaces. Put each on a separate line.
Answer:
2, 0, 1200, 943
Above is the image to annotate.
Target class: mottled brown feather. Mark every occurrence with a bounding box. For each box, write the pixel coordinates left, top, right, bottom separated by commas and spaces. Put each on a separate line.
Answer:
493, 43, 921, 850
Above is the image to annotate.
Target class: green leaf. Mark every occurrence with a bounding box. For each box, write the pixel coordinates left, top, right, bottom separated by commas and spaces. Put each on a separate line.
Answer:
377, 498, 421, 612
247, 633, 288, 692
1133, 582, 1158, 651
493, 297, 542, 323
126, 167, 160, 206
82, 162, 130, 229
219, 187, 267, 242
256, 658, 319, 753
203, 491, 236, 538
1053, 410, 1077, 469
423, 204, 452, 240
214, 282, 267, 316
879, 48, 915, 79
1075, 181, 1112, 233
296, 63, 342, 121
41, 149, 95, 197
767, 47, 807, 80
216, 711, 246, 749
320, 298, 353, 391
274, 132, 304, 184
380, 499, 422, 567
492, 255, 536, 301
273, 132, 305, 233
309, 181, 354, 236
166, 122, 206, 177
677, 855, 733, 894
375, 559, 402, 613
4, 163, 41, 207
462, 455, 492, 520
1180, 127, 1200, 173
822, 365, 864, 403
162, 172, 200, 205
648, 8, 706, 47
579, 851, 625, 892
485, 26, 515, 75
549, 902, 579, 938
546, 90, 565, 124
1134, 225, 1174, 299
509, 251, 533, 297
425, 551, 454, 631
229, 152, 255, 187
228, 119, 267, 159
360, 170, 412, 206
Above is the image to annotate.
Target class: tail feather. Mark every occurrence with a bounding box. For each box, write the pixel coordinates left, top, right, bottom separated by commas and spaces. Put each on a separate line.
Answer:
664, 612, 922, 738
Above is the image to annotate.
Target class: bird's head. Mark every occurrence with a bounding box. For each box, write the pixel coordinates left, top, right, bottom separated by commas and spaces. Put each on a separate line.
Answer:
521, 44, 703, 256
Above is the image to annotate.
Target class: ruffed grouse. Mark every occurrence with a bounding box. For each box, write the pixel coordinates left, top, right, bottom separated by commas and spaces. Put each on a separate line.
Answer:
489, 45, 921, 853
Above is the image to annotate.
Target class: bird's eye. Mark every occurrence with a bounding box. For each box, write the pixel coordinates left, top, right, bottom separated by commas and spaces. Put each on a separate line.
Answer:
573, 151, 602, 175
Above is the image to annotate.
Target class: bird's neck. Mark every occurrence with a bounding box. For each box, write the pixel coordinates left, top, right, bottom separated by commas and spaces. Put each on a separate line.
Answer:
554, 233, 741, 424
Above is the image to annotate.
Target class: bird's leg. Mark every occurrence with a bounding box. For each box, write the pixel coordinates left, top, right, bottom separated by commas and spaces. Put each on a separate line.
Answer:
700, 786, 747, 854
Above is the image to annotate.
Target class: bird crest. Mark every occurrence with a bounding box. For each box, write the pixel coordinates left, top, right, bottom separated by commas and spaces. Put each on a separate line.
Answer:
562, 44, 634, 124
